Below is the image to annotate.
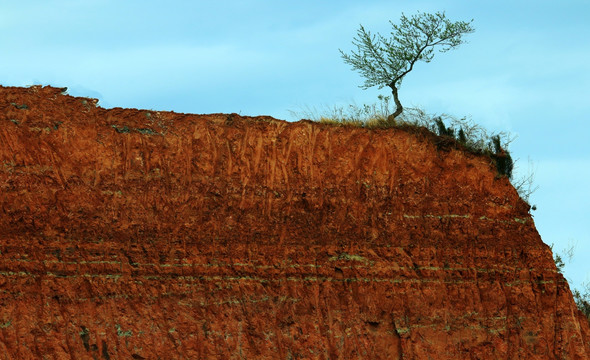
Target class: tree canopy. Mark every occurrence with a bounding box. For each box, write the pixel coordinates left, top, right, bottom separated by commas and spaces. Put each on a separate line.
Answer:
340, 11, 474, 119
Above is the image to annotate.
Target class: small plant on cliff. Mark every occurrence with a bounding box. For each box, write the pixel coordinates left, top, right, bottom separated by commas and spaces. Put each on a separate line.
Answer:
511, 159, 539, 206
573, 285, 590, 322
551, 243, 590, 323
553, 252, 566, 274
490, 135, 514, 179
340, 11, 474, 120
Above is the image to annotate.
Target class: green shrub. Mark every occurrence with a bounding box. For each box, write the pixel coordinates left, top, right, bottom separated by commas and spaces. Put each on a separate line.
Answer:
490, 135, 514, 179
495, 151, 514, 179
435, 117, 454, 137
457, 128, 467, 144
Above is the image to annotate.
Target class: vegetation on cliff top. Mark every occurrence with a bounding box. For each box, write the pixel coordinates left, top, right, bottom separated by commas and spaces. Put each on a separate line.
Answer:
553, 245, 590, 323
292, 96, 516, 184
340, 11, 474, 120
325, 11, 518, 193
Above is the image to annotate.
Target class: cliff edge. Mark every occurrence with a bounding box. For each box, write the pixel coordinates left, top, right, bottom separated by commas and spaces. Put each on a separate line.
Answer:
1, 85, 588, 359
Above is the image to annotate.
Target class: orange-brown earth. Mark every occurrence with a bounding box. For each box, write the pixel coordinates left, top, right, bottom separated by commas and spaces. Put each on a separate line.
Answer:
0, 85, 588, 359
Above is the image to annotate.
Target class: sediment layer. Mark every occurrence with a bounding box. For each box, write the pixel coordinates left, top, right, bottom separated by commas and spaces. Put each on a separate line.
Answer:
0, 85, 588, 359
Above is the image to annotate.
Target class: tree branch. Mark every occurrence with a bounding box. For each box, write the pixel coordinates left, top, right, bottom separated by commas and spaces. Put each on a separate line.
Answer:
341, 11, 474, 119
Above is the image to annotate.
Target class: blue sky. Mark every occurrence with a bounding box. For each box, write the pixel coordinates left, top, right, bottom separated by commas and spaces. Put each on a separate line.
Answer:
2, 1, 589, 290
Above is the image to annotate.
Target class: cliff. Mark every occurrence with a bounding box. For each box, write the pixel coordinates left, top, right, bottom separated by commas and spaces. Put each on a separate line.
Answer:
0, 85, 588, 359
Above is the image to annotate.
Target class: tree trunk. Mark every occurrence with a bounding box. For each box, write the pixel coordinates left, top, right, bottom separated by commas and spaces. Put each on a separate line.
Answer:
389, 84, 403, 119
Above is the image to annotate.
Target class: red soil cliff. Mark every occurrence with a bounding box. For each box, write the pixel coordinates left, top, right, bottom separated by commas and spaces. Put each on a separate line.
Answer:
0, 85, 588, 359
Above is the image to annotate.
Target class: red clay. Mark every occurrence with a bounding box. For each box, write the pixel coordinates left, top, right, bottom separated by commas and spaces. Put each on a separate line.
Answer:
0, 85, 588, 359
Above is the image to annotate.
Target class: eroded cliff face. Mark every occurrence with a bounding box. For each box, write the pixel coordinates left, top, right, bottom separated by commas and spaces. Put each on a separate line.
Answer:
0, 85, 588, 359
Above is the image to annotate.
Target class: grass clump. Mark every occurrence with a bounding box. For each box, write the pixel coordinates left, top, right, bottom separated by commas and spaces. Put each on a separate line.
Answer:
291, 95, 396, 129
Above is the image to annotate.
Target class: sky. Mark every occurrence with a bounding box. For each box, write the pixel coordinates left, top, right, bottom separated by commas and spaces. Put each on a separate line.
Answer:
1, 1, 589, 290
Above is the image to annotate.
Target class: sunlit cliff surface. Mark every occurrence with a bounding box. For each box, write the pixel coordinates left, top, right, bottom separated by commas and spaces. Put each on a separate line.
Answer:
1, 85, 588, 359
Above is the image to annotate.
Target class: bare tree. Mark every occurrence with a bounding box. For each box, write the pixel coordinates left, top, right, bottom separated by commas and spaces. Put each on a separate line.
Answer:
340, 11, 474, 119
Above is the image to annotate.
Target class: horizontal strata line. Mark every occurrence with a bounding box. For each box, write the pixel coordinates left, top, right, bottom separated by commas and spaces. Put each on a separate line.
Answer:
0, 259, 560, 274
0, 271, 563, 286
393, 322, 510, 336
0, 290, 519, 324
402, 214, 528, 224
18, 293, 301, 307
0, 305, 513, 337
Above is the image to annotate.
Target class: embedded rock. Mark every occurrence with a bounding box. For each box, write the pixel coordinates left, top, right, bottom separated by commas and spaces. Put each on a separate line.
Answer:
0, 85, 588, 359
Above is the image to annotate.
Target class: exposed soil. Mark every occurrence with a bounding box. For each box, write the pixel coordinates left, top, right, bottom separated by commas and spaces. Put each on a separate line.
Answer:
0, 85, 588, 359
